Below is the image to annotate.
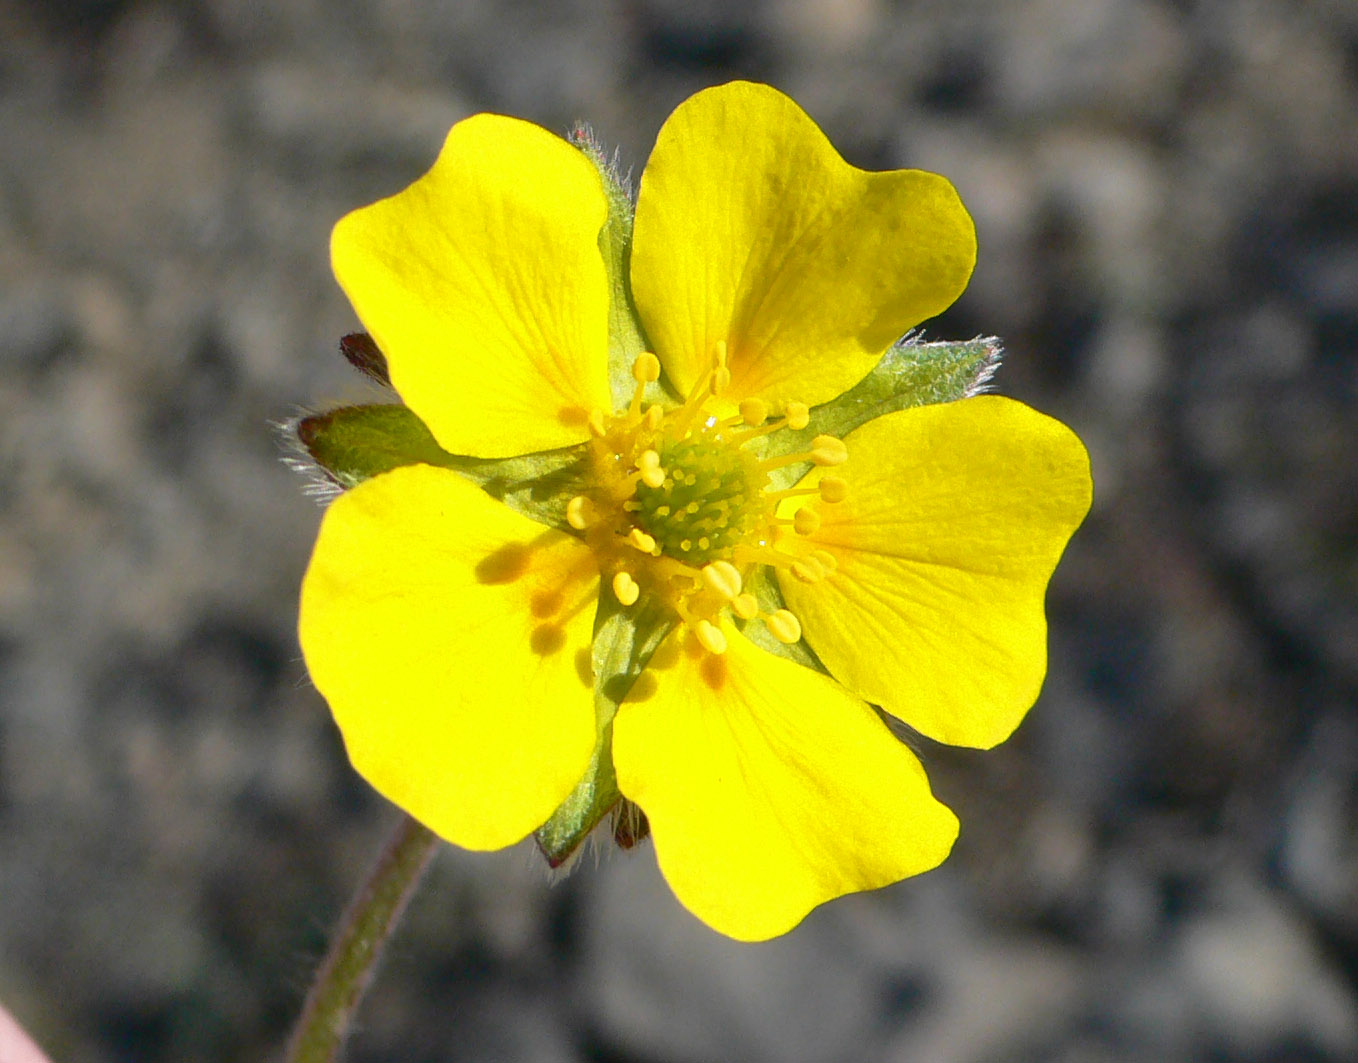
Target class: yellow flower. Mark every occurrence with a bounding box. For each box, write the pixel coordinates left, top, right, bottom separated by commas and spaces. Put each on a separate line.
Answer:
298, 82, 1092, 941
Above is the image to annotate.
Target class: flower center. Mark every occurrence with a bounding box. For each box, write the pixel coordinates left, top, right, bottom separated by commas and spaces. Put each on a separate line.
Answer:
567, 346, 850, 656
631, 435, 760, 564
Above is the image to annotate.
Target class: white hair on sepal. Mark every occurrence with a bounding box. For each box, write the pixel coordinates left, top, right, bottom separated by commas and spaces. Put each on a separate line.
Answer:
963, 335, 1004, 397
273, 410, 344, 504
567, 121, 637, 204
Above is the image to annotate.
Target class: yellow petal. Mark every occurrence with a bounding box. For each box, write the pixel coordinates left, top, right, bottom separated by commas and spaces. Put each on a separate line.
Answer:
298, 464, 598, 850
778, 397, 1092, 749
631, 81, 976, 410
331, 114, 612, 458
613, 626, 958, 941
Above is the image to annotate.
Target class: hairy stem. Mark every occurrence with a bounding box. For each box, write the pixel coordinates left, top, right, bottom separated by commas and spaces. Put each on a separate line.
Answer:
285, 813, 438, 1063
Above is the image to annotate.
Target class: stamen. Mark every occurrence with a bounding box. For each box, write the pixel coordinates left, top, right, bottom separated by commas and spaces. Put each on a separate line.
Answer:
766, 485, 819, 502
632, 352, 661, 383
810, 549, 838, 574
766, 609, 802, 644
671, 370, 716, 435
818, 476, 848, 503
695, 618, 727, 655
627, 529, 657, 554
701, 560, 742, 600
758, 434, 849, 471
671, 339, 733, 432
566, 495, 593, 530
653, 554, 703, 584
732, 544, 792, 568
733, 400, 811, 444
792, 508, 821, 536
636, 449, 666, 489
612, 571, 640, 606
578, 344, 835, 645
681, 370, 711, 409
731, 593, 759, 619
809, 435, 848, 466
630, 352, 661, 418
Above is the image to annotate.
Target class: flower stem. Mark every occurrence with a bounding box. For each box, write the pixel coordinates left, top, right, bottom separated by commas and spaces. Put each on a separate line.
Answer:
285, 812, 438, 1063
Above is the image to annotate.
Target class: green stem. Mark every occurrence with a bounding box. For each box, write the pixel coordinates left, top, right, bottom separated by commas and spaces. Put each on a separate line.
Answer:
285, 813, 438, 1063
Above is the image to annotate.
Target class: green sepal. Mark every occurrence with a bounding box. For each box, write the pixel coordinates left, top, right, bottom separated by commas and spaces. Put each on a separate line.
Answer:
760, 335, 1004, 490
534, 722, 623, 868
296, 403, 450, 486
856, 333, 1003, 415
295, 403, 588, 530
534, 586, 674, 867
589, 588, 675, 730
569, 126, 678, 411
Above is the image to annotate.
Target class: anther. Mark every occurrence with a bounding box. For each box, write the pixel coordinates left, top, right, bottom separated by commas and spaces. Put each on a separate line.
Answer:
810, 435, 848, 466
695, 618, 727, 655
818, 476, 848, 503
766, 609, 802, 644
566, 495, 592, 530
739, 398, 768, 426
632, 352, 661, 383
731, 593, 759, 619
587, 410, 609, 437
792, 508, 821, 536
644, 405, 664, 430
810, 549, 838, 574
630, 353, 661, 417
709, 340, 732, 396
701, 560, 742, 600
791, 558, 826, 583
637, 449, 666, 489
734, 398, 812, 444
612, 571, 640, 606
628, 529, 657, 554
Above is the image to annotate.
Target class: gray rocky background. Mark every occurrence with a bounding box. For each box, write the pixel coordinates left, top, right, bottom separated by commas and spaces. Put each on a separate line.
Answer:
1, 0, 1356, 1060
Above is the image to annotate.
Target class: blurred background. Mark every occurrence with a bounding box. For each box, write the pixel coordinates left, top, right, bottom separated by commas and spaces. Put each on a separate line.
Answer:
1, 0, 1356, 1060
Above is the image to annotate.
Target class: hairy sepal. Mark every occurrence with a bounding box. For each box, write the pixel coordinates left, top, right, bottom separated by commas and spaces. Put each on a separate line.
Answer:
296, 403, 587, 530
569, 126, 678, 412
535, 590, 674, 867
760, 335, 1004, 490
